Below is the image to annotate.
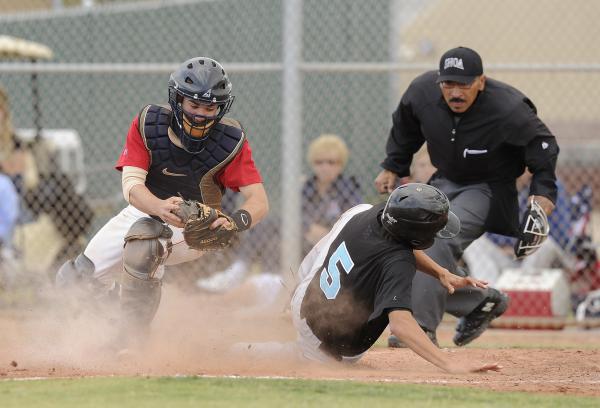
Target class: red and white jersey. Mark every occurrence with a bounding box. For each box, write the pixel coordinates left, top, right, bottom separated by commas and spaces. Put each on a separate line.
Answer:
115, 117, 262, 192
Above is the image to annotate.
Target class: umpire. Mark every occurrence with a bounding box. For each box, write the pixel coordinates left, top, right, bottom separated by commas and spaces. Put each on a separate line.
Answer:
375, 46, 559, 347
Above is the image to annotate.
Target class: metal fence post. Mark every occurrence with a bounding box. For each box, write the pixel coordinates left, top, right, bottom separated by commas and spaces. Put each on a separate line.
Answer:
281, 0, 303, 280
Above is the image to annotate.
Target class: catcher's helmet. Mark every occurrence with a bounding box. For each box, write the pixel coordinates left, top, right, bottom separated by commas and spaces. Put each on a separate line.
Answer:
514, 199, 550, 259
381, 183, 460, 249
168, 57, 234, 153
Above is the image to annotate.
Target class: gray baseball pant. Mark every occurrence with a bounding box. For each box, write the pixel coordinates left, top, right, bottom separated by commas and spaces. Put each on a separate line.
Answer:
411, 177, 494, 333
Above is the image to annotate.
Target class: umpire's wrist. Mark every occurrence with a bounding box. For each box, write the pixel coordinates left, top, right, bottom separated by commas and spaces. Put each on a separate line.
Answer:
232, 209, 252, 231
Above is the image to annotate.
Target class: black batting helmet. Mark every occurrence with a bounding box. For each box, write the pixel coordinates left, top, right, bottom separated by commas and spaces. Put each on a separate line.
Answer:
168, 57, 234, 153
381, 183, 460, 249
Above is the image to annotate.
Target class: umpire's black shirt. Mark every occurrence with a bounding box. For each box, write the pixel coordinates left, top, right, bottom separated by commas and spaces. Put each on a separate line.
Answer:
381, 71, 559, 236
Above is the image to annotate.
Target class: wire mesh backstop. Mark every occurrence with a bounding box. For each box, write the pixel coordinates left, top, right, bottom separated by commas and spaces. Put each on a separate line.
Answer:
1, 0, 599, 322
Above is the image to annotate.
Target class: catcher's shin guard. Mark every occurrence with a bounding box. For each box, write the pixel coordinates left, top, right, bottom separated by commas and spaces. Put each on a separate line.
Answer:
119, 272, 162, 331
109, 274, 161, 355
55, 253, 95, 288
117, 217, 170, 341
453, 288, 509, 346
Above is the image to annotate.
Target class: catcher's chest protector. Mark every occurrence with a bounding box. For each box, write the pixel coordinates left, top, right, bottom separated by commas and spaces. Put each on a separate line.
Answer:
139, 105, 245, 208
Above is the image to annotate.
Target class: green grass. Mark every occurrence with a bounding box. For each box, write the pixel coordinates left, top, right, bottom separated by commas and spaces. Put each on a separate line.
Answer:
0, 376, 597, 408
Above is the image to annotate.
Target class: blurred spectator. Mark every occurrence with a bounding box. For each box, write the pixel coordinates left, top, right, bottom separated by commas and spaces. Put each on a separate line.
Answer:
0, 86, 93, 268
0, 161, 19, 258
0, 169, 20, 289
22, 171, 93, 264
195, 133, 363, 294
301, 134, 362, 255
402, 145, 437, 184
0, 87, 38, 193
565, 185, 600, 307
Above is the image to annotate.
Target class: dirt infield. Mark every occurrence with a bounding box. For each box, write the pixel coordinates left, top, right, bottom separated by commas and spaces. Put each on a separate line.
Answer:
1, 284, 599, 397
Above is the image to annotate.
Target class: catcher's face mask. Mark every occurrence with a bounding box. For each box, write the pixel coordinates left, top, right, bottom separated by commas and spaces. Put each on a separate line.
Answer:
167, 57, 234, 153
181, 98, 222, 138
514, 199, 550, 259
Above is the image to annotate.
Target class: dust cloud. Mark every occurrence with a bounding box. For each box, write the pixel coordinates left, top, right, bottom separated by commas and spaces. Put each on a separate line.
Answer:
0, 277, 324, 377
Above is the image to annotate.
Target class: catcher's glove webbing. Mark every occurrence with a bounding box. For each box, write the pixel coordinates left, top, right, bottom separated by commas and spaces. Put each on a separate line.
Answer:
175, 200, 251, 251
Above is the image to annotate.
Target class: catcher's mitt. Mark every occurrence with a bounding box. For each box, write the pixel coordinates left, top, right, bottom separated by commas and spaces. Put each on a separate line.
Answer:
175, 200, 239, 251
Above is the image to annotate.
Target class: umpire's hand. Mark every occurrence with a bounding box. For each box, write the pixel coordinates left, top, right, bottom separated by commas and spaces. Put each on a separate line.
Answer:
374, 169, 399, 193
528, 195, 555, 216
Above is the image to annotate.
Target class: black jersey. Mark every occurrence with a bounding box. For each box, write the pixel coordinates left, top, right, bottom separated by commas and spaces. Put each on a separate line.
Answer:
380, 71, 559, 236
300, 203, 416, 358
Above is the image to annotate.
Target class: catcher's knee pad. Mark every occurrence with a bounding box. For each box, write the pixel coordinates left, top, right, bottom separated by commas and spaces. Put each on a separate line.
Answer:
55, 253, 95, 288
123, 217, 173, 281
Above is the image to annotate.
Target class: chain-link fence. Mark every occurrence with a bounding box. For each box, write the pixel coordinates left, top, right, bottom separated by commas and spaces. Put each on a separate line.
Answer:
1, 0, 599, 323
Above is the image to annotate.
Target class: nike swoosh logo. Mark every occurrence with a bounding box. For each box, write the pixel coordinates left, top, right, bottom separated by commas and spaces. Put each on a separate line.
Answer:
239, 213, 250, 227
162, 168, 187, 177
463, 148, 488, 158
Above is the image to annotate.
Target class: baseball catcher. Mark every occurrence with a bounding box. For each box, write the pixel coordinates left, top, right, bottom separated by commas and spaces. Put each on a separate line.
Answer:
175, 199, 251, 251
54, 56, 269, 354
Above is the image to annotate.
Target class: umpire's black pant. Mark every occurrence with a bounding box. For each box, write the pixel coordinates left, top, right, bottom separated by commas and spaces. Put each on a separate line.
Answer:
411, 177, 494, 333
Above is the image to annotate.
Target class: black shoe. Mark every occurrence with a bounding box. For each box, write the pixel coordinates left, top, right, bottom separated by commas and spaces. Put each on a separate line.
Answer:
453, 288, 509, 346
388, 327, 439, 348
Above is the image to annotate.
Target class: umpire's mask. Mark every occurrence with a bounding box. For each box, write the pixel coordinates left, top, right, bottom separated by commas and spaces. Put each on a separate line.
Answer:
514, 199, 550, 259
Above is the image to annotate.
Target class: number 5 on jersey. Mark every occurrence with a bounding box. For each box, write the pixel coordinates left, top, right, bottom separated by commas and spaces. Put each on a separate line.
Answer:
320, 242, 355, 299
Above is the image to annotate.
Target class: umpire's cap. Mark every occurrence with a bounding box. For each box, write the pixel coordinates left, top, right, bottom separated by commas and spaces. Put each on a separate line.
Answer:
437, 46, 483, 84
381, 183, 460, 250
